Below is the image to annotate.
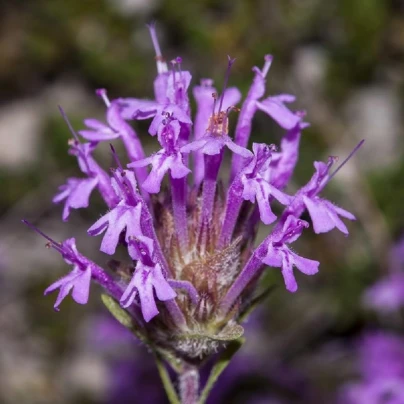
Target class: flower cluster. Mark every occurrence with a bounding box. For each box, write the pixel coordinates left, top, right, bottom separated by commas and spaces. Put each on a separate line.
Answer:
339, 332, 404, 404
25, 24, 359, 391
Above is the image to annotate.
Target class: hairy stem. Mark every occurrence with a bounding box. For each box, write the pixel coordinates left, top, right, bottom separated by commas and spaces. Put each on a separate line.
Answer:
179, 365, 199, 404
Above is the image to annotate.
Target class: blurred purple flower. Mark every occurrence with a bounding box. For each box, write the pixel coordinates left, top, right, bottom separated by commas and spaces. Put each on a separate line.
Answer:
363, 237, 404, 313
339, 332, 404, 404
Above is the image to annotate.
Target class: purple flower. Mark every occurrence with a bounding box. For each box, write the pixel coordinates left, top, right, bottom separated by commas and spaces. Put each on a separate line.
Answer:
23, 220, 123, 311
180, 111, 252, 158
88, 201, 143, 255
339, 332, 404, 404
120, 237, 176, 322
87, 169, 143, 255
359, 333, 404, 380
230, 55, 305, 180
302, 195, 356, 235
284, 158, 356, 235
79, 103, 123, 142
129, 118, 191, 193
363, 238, 404, 313
40, 236, 99, 310
363, 273, 404, 313
341, 378, 404, 404
45, 259, 92, 310
117, 27, 193, 138
193, 79, 241, 184
79, 96, 149, 183
53, 177, 98, 221
240, 143, 292, 224
262, 215, 319, 292
53, 115, 117, 219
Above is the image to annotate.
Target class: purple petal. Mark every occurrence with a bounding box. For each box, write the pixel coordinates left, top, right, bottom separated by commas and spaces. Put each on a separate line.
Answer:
282, 268, 298, 292
79, 128, 119, 141
52, 185, 70, 204
120, 276, 138, 308
262, 243, 282, 267
265, 183, 292, 206
123, 203, 143, 243
281, 254, 298, 292
303, 196, 336, 234
169, 154, 191, 179
53, 177, 98, 221
54, 283, 74, 310
44, 268, 80, 295
88, 212, 111, 237
141, 153, 172, 193
68, 177, 99, 209
255, 182, 277, 225
151, 264, 176, 301
256, 97, 300, 130
134, 269, 159, 322
83, 119, 107, 130
117, 98, 158, 120
71, 266, 92, 304
88, 204, 133, 255
128, 155, 154, 169
241, 179, 256, 203
149, 112, 164, 136
220, 87, 242, 110
290, 251, 319, 275
181, 139, 208, 154
323, 200, 356, 221
153, 73, 169, 104
226, 138, 253, 158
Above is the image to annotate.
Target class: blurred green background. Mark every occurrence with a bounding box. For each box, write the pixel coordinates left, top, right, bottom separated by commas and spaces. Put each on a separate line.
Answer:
0, 0, 403, 403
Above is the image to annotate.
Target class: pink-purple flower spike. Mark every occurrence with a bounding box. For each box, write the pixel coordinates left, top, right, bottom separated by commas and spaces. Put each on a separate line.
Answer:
23, 24, 363, 403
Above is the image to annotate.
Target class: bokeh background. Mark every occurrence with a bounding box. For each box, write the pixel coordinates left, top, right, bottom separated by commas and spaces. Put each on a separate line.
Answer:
0, 0, 403, 403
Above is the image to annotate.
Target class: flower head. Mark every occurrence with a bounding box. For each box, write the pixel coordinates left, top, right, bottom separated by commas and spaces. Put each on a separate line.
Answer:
262, 216, 319, 292
24, 26, 361, 390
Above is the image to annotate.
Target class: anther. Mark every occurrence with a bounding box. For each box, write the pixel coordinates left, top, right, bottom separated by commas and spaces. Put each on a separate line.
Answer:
226, 106, 240, 116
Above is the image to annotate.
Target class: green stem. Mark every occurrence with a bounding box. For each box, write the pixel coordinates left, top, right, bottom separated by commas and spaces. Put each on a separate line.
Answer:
155, 354, 181, 404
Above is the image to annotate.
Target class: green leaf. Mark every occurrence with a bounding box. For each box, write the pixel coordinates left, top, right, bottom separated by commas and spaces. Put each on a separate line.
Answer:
176, 323, 244, 344
198, 338, 245, 404
210, 323, 244, 341
101, 294, 147, 343
154, 353, 181, 404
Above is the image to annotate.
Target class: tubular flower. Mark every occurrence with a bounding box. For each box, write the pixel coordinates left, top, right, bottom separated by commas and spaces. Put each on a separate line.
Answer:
24, 24, 361, 404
